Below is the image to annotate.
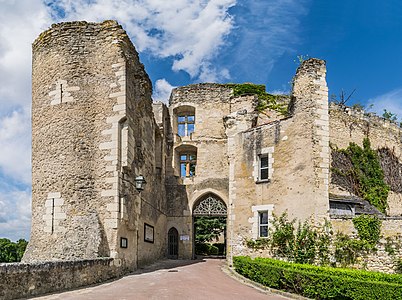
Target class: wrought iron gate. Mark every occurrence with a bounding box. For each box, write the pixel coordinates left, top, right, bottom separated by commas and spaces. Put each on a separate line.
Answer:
168, 227, 178, 259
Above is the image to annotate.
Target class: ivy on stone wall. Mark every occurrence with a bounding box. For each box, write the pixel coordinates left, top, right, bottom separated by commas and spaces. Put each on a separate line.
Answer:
244, 213, 385, 268
331, 138, 390, 213
223, 83, 288, 116
378, 147, 402, 193
352, 214, 381, 249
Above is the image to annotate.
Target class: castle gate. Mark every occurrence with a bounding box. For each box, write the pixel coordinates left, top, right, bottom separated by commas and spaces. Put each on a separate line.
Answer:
192, 193, 227, 257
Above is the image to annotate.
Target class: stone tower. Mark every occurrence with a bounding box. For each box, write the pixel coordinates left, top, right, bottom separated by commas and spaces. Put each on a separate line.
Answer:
23, 21, 162, 266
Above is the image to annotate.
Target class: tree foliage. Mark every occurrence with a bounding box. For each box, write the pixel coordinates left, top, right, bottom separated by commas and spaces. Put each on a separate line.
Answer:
194, 216, 226, 244
0, 238, 28, 263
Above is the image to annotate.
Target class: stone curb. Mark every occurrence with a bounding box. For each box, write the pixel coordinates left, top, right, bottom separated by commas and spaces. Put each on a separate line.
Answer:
221, 265, 311, 300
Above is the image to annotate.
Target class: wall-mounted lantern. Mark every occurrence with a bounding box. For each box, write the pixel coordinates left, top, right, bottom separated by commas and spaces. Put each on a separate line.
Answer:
135, 175, 147, 192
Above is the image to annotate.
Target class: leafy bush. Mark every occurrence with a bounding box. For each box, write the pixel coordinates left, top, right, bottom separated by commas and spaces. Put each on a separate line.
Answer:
333, 233, 368, 267
234, 256, 402, 299
213, 243, 225, 255
195, 243, 219, 255
0, 238, 28, 263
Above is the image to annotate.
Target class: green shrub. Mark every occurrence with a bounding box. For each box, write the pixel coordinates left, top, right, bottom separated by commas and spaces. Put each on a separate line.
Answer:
0, 238, 28, 263
195, 242, 209, 255
208, 244, 219, 255
213, 243, 225, 255
195, 243, 219, 255
234, 256, 402, 299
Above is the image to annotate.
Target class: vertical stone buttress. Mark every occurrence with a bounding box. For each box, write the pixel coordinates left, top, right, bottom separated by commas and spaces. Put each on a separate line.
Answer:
291, 58, 329, 221
24, 21, 152, 263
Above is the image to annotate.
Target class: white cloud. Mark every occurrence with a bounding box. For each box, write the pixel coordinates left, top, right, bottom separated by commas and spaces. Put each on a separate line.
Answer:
0, 0, 237, 240
0, 0, 311, 240
153, 79, 176, 104
0, 0, 51, 111
368, 88, 402, 119
49, 0, 236, 81
0, 110, 32, 184
0, 187, 31, 241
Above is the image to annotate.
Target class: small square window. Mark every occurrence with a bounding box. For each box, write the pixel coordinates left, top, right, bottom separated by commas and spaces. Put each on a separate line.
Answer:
259, 211, 268, 238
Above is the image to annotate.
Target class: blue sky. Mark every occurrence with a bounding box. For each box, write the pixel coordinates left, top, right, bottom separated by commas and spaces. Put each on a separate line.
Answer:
1, 0, 402, 241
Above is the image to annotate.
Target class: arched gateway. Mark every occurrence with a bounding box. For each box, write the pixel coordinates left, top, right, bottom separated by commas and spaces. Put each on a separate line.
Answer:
193, 194, 227, 257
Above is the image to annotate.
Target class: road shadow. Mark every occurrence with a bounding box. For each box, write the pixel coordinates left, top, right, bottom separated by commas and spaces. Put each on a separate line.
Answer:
130, 257, 212, 275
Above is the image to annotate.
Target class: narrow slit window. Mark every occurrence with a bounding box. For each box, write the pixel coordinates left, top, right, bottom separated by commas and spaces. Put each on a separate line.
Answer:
259, 211, 268, 237
259, 154, 269, 181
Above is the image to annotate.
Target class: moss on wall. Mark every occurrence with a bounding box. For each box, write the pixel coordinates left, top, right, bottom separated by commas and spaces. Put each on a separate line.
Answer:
223, 83, 288, 116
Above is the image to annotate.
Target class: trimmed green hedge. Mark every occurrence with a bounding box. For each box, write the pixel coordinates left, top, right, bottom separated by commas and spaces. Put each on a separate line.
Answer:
234, 256, 402, 299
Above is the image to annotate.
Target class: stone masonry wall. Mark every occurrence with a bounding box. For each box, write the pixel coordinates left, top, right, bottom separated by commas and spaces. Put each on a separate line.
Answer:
167, 84, 233, 259
26, 21, 133, 262
329, 104, 402, 216
25, 20, 167, 270
0, 258, 120, 300
227, 59, 330, 258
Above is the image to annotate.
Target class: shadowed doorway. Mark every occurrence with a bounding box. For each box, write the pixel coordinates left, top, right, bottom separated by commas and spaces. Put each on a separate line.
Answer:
167, 227, 179, 259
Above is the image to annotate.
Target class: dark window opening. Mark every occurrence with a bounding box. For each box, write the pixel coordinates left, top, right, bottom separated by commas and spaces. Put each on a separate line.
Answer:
259, 211, 268, 237
259, 154, 269, 181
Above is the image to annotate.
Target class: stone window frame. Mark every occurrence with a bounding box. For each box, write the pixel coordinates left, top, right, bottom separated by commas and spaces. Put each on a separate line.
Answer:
250, 204, 274, 239
254, 147, 274, 183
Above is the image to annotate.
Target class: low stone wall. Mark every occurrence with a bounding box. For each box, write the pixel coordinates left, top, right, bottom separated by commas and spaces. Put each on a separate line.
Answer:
0, 258, 121, 300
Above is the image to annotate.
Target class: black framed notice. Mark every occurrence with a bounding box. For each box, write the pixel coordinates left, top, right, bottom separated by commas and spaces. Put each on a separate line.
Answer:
144, 223, 154, 243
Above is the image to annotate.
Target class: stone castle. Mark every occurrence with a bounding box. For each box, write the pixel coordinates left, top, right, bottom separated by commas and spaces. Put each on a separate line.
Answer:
21, 20, 402, 276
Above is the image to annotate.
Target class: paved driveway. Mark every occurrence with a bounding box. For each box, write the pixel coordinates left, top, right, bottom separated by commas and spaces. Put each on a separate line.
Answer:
36, 259, 290, 300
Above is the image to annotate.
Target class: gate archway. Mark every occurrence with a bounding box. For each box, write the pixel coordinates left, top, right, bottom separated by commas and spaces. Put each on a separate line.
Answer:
193, 193, 227, 257
193, 194, 227, 217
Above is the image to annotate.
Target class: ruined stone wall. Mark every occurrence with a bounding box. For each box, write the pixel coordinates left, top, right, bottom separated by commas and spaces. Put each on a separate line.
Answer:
26, 21, 167, 269
227, 59, 330, 258
331, 217, 402, 273
329, 104, 402, 216
0, 258, 120, 300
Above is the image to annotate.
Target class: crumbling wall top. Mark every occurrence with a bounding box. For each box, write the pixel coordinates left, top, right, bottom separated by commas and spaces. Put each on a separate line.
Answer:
330, 102, 402, 132
33, 20, 124, 49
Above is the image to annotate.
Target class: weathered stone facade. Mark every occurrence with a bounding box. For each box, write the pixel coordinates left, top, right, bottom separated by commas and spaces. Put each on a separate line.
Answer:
20, 20, 402, 293
24, 21, 167, 270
